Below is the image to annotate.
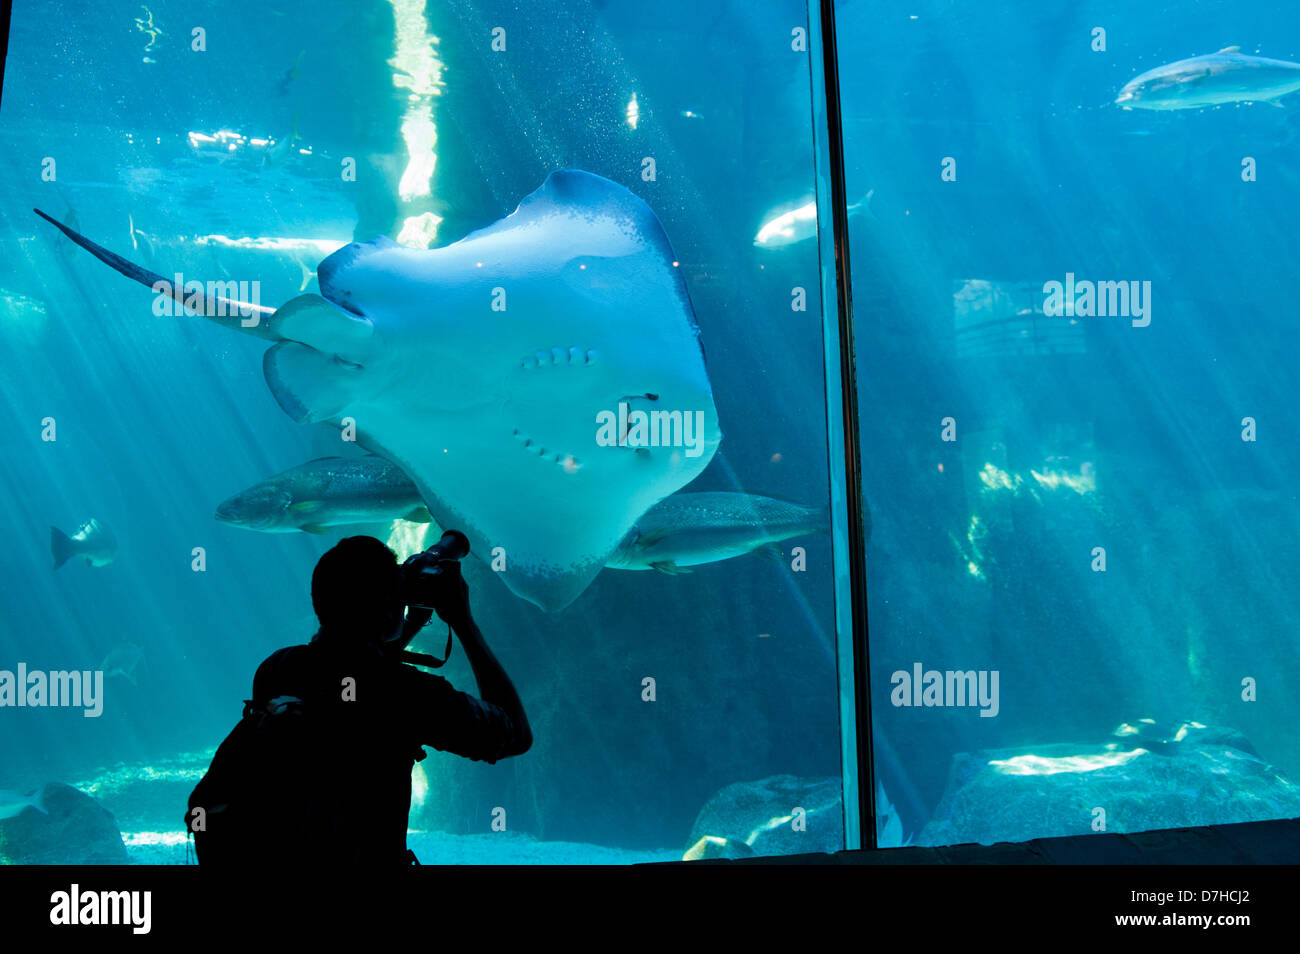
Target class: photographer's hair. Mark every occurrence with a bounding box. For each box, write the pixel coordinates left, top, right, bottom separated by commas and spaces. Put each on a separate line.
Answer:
310, 536, 403, 643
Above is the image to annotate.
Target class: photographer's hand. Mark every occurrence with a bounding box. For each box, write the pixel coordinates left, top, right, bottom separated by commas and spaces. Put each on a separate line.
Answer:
431, 565, 531, 758
425, 558, 471, 627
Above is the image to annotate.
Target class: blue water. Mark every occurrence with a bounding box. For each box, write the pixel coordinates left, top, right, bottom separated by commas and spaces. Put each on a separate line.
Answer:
838, 2, 1300, 841
0, 0, 842, 862
2, 0, 1298, 864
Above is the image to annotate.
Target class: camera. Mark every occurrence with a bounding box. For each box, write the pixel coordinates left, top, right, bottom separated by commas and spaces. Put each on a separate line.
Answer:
400, 529, 470, 611
384, 530, 471, 664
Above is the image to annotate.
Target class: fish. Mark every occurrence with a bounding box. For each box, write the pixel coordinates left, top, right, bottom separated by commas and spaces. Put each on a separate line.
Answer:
51, 201, 80, 260
99, 643, 144, 685
275, 49, 306, 96
1113, 718, 1261, 759
1116, 47, 1300, 110
220, 459, 820, 574
754, 191, 873, 248
876, 780, 911, 848
50, 518, 116, 570
215, 456, 431, 533
264, 111, 301, 166
606, 492, 827, 574
128, 214, 155, 266
0, 788, 47, 821
35, 170, 720, 611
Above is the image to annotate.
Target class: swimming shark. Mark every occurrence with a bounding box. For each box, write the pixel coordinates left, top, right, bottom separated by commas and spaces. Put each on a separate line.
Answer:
1116, 47, 1300, 110
36, 170, 720, 611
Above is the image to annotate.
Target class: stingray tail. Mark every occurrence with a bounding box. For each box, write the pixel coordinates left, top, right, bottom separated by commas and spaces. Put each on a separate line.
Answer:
51, 526, 75, 570
32, 209, 278, 339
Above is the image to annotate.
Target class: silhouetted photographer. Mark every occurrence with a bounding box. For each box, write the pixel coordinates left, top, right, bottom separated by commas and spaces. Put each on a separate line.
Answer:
186, 532, 531, 866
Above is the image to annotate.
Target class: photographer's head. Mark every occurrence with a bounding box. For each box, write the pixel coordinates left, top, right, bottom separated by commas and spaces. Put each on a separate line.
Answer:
311, 536, 404, 645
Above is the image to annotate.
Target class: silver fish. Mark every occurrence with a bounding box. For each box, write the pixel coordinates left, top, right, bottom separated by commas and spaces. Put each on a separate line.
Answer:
215, 456, 430, 534
1116, 47, 1300, 110
607, 492, 827, 574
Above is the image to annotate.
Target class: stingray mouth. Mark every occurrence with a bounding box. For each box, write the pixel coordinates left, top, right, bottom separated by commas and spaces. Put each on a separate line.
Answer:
512, 428, 582, 473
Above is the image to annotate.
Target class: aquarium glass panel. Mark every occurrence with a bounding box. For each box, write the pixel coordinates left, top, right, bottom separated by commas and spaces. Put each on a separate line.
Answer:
0, 0, 850, 863
836, 0, 1300, 846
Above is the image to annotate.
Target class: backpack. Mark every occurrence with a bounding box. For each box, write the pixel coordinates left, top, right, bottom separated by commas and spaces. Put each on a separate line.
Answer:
185, 694, 329, 865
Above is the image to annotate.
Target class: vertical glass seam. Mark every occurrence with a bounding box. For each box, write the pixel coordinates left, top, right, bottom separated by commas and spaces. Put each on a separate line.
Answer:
808, 0, 875, 851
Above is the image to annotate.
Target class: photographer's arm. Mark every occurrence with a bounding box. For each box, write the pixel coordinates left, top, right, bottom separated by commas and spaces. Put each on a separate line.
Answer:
447, 611, 532, 757
410, 558, 532, 759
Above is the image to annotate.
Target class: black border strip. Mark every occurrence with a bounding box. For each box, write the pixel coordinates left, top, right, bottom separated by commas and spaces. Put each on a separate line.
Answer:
0, 0, 13, 113
818, 0, 875, 848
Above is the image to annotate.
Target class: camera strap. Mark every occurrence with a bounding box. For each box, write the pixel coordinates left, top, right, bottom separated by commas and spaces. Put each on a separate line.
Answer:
398, 624, 454, 669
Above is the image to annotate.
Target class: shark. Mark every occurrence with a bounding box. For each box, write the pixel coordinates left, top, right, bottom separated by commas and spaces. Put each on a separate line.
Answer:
1116, 47, 1300, 110
36, 170, 721, 611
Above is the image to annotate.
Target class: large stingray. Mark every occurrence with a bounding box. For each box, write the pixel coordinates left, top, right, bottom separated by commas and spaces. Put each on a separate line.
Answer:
37, 170, 721, 610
